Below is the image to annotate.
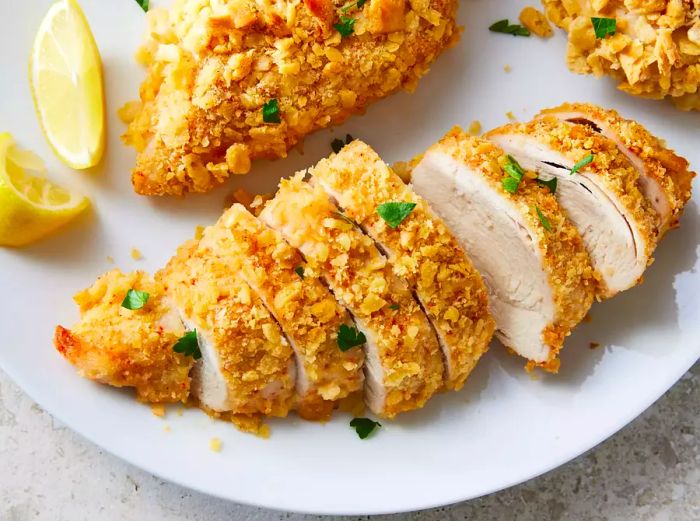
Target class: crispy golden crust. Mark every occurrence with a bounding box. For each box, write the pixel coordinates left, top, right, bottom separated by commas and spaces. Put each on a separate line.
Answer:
210, 204, 364, 421
542, 0, 700, 110
124, 0, 460, 195
539, 102, 696, 232
486, 116, 659, 299
311, 141, 495, 388
54, 270, 193, 403
260, 174, 443, 417
430, 129, 596, 372
158, 239, 295, 417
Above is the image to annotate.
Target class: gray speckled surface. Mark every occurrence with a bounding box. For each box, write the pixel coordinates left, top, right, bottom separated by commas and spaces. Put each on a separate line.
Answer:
2, 363, 699, 521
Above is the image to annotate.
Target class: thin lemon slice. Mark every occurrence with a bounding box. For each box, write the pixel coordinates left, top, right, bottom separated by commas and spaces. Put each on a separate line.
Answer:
0, 133, 90, 247
30, 0, 105, 169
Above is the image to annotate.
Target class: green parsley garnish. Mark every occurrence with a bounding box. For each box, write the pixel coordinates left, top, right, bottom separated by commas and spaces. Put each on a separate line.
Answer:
535, 206, 552, 232
350, 417, 381, 439
121, 289, 149, 310
331, 134, 354, 153
501, 155, 525, 194
489, 19, 530, 37
591, 17, 616, 39
388, 303, 400, 310
262, 99, 281, 123
334, 16, 356, 37
536, 176, 558, 194
376, 202, 416, 229
134, 0, 149, 12
173, 330, 202, 360
570, 153, 594, 175
295, 266, 305, 279
337, 324, 366, 351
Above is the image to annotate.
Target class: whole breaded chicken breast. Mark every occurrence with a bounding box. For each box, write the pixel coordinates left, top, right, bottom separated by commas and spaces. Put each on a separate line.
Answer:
542, 0, 700, 110
123, 0, 460, 196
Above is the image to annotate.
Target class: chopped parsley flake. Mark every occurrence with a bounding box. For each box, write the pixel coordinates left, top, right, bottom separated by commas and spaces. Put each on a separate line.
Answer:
134, 0, 149, 12
489, 19, 531, 37
331, 134, 354, 153
388, 303, 400, 310
334, 16, 356, 37
350, 417, 381, 439
591, 17, 616, 39
341, 0, 366, 13
376, 202, 417, 229
501, 155, 526, 194
121, 289, 149, 310
337, 324, 366, 351
536, 176, 558, 194
262, 99, 281, 123
173, 330, 202, 360
535, 206, 553, 232
295, 266, 305, 279
571, 153, 594, 175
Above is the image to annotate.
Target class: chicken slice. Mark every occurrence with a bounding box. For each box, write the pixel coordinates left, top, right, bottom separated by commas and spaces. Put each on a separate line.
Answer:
487, 116, 658, 299
310, 141, 495, 389
54, 270, 193, 403
208, 204, 364, 421
411, 129, 595, 370
259, 174, 444, 417
538, 102, 696, 234
157, 239, 295, 417
125, 0, 460, 195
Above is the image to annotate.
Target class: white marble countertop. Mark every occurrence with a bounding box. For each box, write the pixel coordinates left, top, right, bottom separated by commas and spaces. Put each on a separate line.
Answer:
2, 363, 699, 521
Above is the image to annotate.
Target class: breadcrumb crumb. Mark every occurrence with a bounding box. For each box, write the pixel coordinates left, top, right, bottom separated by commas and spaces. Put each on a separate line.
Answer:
131, 248, 143, 261
209, 437, 222, 452
150, 404, 166, 417
467, 120, 482, 135
506, 111, 517, 121
503, 64, 512, 73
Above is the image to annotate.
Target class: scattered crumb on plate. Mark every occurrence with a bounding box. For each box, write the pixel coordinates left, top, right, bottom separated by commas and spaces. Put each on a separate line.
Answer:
106, 255, 114, 264
583, 313, 593, 323
164, 424, 171, 433
519, 6, 552, 38
131, 248, 143, 260
150, 404, 165, 417
468, 120, 482, 135
209, 437, 222, 452
503, 64, 512, 73
506, 111, 517, 121
589, 342, 600, 350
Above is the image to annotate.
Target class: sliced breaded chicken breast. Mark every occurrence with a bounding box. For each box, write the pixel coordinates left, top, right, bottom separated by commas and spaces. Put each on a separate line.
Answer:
311, 141, 495, 388
487, 116, 658, 299
259, 174, 444, 418
157, 239, 295, 417
538, 102, 696, 234
209, 204, 364, 421
411, 129, 595, 370
54, 270, 193, 403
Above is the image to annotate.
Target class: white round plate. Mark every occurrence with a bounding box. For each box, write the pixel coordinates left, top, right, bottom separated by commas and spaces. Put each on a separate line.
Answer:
1, 0, 698, 515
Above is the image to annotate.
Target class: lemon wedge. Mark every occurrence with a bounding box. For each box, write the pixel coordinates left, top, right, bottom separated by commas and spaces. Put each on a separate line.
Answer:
29, 0, 105, 169
0, 133, 89, 247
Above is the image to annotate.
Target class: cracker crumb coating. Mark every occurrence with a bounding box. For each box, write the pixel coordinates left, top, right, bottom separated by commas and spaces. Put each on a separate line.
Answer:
487, 116, 659, 299
158, 239, 295, 417
209, 204, 364, 421
124, 0, 460, 195
542, 0, 700, 110
54, 270, 193, 403
430, 129, 596, 372
260, 174, 444, 417
538, 102, 696, 232
311, 140, 495, 388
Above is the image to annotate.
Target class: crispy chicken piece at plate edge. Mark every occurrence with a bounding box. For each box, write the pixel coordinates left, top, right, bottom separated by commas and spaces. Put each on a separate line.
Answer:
54, 269, 193, 404
310, 140, 496, 388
